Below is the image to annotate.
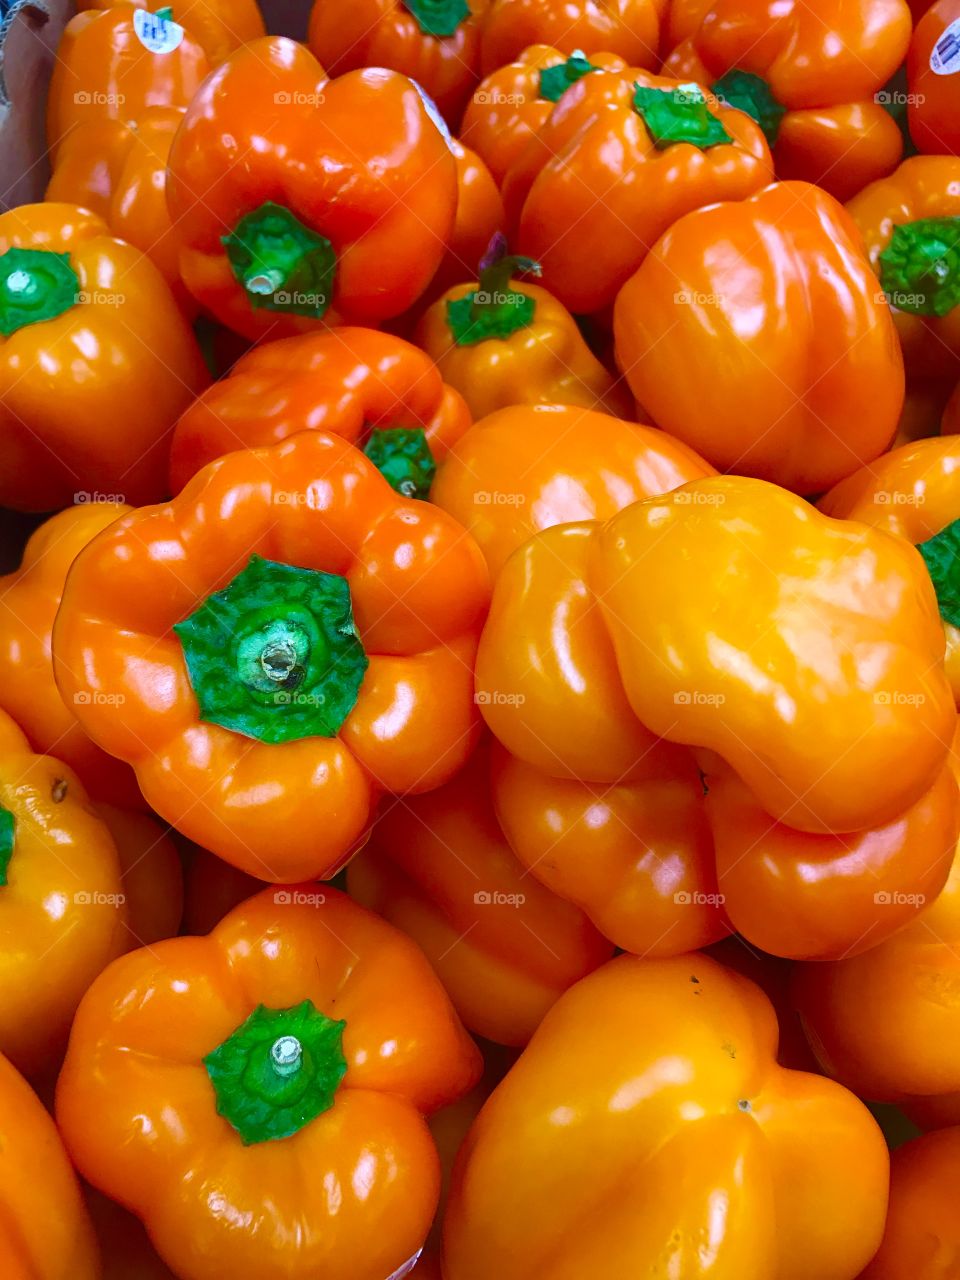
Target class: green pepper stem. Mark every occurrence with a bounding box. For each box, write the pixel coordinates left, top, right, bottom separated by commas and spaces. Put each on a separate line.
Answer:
711, 69, 785, 147
879, 218, 960, 318
0, 806, 13, 886
364, 428, 436, 500
0, 248, 79, 336
539, 52, 597, 103
633, 83, 733, 150
402, 0, 470, 37
446, 233, 541, 345
918, 517, 960, 628
222, 202, 336, 320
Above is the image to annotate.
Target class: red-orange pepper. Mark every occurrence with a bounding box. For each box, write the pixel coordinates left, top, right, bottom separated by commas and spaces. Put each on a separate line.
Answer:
479, 0, 665, 75
908, 0, 960, 156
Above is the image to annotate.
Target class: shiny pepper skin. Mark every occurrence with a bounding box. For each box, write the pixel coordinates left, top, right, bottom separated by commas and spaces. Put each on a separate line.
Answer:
909, 0, 960, 157
479, 0, 665, 75
75, 0, 265, 65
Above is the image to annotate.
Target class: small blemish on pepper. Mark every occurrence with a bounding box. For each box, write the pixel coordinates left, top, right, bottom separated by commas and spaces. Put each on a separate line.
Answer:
51, 778, 68, 803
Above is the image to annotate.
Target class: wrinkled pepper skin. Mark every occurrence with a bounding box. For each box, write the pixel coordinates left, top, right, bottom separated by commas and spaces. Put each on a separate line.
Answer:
46, 107, 190, 308
166, 39, 458, 340
858, 1127, 960, 1280
56, 886, 482, 1280
46, 3, 209, 159
821, 436, 960, 706
0, 204, 209, 512
432, 405, 713, 576
76, 0, 265, 65
0, 1051, 99, 1279
0, 502, 142, 808
417, 280, 632, 421
662, 0, 910, 199
307, 0, 492, 124
461, 45, 628, 186
442, 954, 888, 1280
909, 0, 960, 157
479, 0, 664, 75
348, 746, 613, 1045
170, 328, 472, 494
53, 431, 490, 882
0, 708, 128, 1078
504, 67, 773, 315
592, 476, 955, 833
614, 182, 904, 494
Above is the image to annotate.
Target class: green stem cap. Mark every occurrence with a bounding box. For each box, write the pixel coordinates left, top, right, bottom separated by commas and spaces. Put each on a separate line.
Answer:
633, 83, 733, 150
174, 554, 368, 744
446, 232, 541, 345
223, 202, 336, 319
155, 6, 174, 20
402, 0, 469, 36
0, 805, 13, 886
0, 248, 79, 336
364, 427, 436, 500
879, 218, 960, 317
711, 69, 785, 147
918, 518, 960, 627
539, 53, 597, 103
204, 1001, 347, 1145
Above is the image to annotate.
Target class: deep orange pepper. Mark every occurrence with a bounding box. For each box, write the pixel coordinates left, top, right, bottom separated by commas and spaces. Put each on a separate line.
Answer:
614, 182, 905, 494
166, 38, 459, 340
0, 501, 141, 807
460, 45, 629, 186
479, 0, 665, 75
0, 1050, 99, 1279
308, 0, 492, 124
427, 139, 505, 300
908, 0, 960, 156
53, 431, 490, 882
170, 327, 472, 496
0, 204, 209, 512
76, 0, 265, 66
503, 66, 772, 314
46, 107, 190, 308
821, 435, 960, 706
349, 744, 613, 1045
57, 885, 482, 1280
662, 0, 910, 199
442, 953, 888, 1279
46, 3, 209, 160
432, 404, 713, 576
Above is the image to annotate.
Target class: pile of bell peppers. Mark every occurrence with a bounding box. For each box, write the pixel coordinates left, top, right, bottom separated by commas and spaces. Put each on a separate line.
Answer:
0, 0, 959, 1274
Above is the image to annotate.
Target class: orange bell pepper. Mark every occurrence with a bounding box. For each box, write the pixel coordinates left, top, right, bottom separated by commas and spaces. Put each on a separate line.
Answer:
46, 3, 209, 160
859, 1127, 960, 1279
0, 204, 209, 512
821, 436, 960, 706
167, 38, 459, 340
46, 107, 190, 308
502, 68, 772, 314
308, 0, 492, 124
479, 0, 665, 75
431, 403, 713, 576
0, 707, 127, 1077
0, 502, 141, 807
75, 0, 265, 66
53, 431, 490, 882
614, 181, 904, 494
56, 885, 482, 1280
416, 239, 632, 420
460, 45, 629, 186
442, 953, 888, 1279
662, 0, 910, 200
908, 0, 960, 156
427, 139, 505, 301
0, 1050, 99, 1279
847, 157, 960, 381
170, 327, 472, 496
348, 744, 613, 1046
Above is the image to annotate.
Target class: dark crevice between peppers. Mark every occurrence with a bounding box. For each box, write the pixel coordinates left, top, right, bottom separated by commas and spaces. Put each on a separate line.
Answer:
174, 554, 369, 744
0, 805, 13, 886
204, 1000, 347, 1145
364, 427, 436, 500
539, 53, 597, 104
711, 70, 785, 148
402, 0, 470, 37
446, 232, 541, 345
223, 202, 336, 319
633, 83, 733, 150
0, 248, 79, 336
879, 218, 960, 317
918, 518, 960, 627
